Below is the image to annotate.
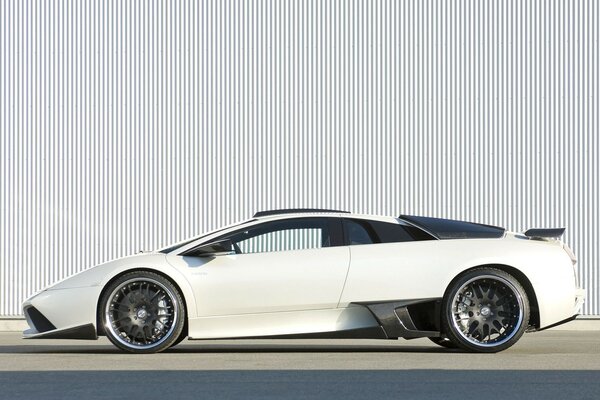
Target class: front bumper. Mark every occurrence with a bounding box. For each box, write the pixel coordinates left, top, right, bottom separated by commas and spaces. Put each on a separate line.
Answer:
22, 286, 101, 340
23, 321, 97, 340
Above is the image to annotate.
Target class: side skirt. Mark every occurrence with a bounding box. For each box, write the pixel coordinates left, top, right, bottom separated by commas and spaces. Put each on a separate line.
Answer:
186, 300, 442, 341
188, 326, 388, 340
355, 298, 442, 339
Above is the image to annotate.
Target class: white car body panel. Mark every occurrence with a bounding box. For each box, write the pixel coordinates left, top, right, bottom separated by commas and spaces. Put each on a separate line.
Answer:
22, 211, 585, 347
341, 235, 580, 327
23, 286, 102, 337
23, 254, 199, 336
166, 246, 350, 316
188, 306, 378, 339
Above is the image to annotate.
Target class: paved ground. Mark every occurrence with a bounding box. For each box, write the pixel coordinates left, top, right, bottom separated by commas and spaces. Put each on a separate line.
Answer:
0, 331, 599, 399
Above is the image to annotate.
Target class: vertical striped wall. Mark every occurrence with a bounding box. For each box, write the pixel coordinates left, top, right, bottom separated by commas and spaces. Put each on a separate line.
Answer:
1, 1, 598, 316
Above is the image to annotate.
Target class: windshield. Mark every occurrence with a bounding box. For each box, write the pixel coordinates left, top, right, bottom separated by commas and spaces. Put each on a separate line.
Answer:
159, 218, 256, 253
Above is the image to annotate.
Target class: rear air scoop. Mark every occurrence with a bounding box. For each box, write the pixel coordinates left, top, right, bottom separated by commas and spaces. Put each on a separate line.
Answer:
524, 228, 565, 239
399, 215, 506, 239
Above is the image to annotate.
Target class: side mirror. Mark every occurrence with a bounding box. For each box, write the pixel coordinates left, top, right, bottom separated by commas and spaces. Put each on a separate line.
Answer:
183, 239, 236, 257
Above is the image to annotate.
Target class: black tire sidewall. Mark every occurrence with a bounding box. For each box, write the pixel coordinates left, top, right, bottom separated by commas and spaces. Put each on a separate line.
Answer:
428, 336, 459, 349
99, 270, 186, 354
442, 268, 530, 353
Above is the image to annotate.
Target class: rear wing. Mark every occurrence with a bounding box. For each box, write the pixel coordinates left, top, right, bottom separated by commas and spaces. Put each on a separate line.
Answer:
524, 228, 565, 239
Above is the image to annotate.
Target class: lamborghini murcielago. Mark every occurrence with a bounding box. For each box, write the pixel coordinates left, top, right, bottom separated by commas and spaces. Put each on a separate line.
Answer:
23, 209, 585, 353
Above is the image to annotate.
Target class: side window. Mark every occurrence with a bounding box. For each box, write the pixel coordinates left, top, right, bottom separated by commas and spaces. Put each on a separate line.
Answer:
344, 219, 375, 245
343, 218, 432, 245
368, 220, 416, 243
226, 218, 331, 254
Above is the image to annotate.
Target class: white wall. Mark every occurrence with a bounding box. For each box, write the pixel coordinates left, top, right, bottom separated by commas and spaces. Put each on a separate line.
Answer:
1, 0, 598, 316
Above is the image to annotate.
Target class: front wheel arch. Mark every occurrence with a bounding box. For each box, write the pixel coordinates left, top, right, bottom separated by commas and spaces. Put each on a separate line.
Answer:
96, 268, 189, 339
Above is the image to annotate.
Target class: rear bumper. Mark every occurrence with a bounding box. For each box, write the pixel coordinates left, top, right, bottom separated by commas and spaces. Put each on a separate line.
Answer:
537, 284, 585, 330
535, 287, 584, 331
537, 314, 578, 331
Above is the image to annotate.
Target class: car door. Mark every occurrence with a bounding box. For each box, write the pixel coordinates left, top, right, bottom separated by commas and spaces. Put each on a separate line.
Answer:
338, 217, 442, 304
173, 217, 350, 317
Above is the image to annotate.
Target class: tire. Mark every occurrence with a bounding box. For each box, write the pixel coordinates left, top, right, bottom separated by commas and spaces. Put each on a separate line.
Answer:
99, 271, 186, 354
170, 329, 188, 348
428, 336, 459, 349
442, 268, 530, 353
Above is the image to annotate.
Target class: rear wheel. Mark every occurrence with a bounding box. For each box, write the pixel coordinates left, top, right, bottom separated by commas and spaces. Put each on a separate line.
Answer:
442, 268, 530, 353
100, 271, 186, 353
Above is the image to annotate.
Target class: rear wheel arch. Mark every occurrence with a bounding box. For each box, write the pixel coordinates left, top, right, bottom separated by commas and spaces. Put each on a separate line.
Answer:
441, 265, 532, 352
447, 264, 540, 330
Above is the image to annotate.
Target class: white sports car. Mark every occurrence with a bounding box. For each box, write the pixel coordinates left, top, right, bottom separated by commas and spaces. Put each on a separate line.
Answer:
23, 209, 585, 353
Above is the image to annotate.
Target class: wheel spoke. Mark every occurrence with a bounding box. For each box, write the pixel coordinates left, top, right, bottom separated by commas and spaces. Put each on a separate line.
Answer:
149, 290, 161, 302
467, 321, 479, 335
487, 284, 496, 300
112, 303, 130, 312
492, 320, 503, 332
472, 283, 484, 299
113, 315, 131, 324
140, 326, 148, 344
482, 324, 490, 342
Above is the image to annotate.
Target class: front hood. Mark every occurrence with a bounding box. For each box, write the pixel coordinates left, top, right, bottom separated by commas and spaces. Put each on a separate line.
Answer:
44, 253, 168, 291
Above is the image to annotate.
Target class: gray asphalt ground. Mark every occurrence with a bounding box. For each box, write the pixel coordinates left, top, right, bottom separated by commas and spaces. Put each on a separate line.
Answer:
0, 331, 599, 399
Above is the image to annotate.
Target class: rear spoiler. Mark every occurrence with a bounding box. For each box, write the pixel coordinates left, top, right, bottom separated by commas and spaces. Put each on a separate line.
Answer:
524, 228, 565, 239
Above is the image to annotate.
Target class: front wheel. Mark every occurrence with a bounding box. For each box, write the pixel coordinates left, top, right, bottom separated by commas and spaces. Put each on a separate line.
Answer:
442, 268, 530, 353
100, 271, 186, 353
428, 336, 458, 349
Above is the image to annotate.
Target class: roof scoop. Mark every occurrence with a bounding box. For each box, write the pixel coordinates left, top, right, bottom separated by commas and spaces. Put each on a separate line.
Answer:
399, 215, 505, 239
524, 228, 565, 239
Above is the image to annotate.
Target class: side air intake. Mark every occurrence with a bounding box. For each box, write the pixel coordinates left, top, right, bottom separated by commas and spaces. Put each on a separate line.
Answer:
25, 306, 56, 333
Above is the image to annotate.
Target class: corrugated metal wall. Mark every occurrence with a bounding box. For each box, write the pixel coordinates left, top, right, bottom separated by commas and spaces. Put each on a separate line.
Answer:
1, 1, 598, 317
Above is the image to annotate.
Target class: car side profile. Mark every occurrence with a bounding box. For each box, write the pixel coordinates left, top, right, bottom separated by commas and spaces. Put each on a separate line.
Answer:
22, 209, 585, 353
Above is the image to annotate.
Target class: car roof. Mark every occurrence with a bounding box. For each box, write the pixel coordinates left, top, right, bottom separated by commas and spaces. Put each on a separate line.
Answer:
253, 208, 350, 218
253, 210, 400, 224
